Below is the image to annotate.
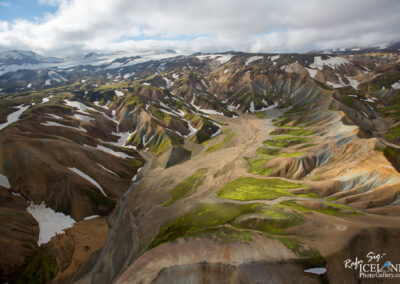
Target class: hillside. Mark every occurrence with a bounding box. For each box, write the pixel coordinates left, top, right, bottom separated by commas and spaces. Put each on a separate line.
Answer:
0, 49, 400, 283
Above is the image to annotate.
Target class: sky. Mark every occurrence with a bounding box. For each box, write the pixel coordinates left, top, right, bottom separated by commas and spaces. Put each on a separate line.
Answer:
0, 0, 399, 57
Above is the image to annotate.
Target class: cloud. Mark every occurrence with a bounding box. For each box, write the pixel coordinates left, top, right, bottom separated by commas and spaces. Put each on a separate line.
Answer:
0, 0, 399, 56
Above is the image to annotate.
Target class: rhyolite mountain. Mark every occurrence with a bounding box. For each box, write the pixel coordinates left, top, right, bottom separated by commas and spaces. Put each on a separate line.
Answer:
0, 45, 399, 283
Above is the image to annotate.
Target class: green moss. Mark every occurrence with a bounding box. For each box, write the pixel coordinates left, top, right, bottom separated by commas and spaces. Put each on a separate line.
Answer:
254, 111, 268, 119
123, 94, 143, 108
95, 82, 130, 91
270, 128, 314, 136
191, 227, 253, 244
263, 136, 311, 148
272, 116, 291, 127
256, 147, 280, 155
217, 177, 308, 201
256, 147, 304, 158
150, 202, 307, 249
384, 126, 400, 140
280, 200, 361, 216
298, 143, 318, 149
360, 72, 400, 92
14, 251, 57, 284
83, 189, 115, 212
233, 206, 304, 234
311, 174, 321, 181
245, 157, 276, 176
149, 135, 172, 156
279, 238, 325, 268
149, 203, 259, 248
383, 146, 400, 171
163, 168, 208, 206
206, 129, 236, 153
125, 158, 144, 171
340, 93, 356, 109
148, 105, 173, 125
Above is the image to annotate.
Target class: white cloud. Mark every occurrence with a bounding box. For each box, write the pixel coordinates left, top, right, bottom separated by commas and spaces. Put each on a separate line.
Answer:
0, 0, 399, 56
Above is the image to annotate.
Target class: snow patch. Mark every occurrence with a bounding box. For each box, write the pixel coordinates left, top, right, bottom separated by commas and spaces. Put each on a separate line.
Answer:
163, 77, 173, 88
73, 113, 94, 122
326, 81, 343, 89
115, 90, 125, 97
245, 56, 263, 65
196, 54, 233, 65
68, 167, 107, 197
84, 215, 99, 220
0, 173, 11, 189
346, 76, 359, 90
27, 202, 75, 246
64, 99, 98, 115
304, 268, 326, 275
391, 81, 400, 89
97, 163, 118, 176
270, 55, 280, 61
41, 121, 87, 133
48, 71, 67, 82
42, 95, 53, 103
45, 113, 63, 120
310, 56, 350, 70
0, 105, 30, 131
93, 144, 133, 159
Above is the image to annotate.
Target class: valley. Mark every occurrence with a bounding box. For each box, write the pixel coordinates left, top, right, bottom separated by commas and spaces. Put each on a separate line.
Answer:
0, 48, 400, 283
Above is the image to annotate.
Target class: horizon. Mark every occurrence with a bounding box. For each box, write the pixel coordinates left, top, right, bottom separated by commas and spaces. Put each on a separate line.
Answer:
0, 0, 399, 57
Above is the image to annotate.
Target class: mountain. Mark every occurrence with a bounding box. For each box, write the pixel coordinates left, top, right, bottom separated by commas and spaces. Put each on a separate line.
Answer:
0, 50, 63, 75
0, 47, 400, 283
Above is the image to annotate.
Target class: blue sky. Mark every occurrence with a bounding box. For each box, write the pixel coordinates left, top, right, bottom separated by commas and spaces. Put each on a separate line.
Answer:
0, 0, 399, 56
0, 0, 57, 22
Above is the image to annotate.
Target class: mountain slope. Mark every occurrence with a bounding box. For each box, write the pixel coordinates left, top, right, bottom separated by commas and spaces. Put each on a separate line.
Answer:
0, 48, 399, 283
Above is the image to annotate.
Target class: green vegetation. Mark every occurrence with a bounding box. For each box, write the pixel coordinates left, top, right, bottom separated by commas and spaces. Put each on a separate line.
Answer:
311, 174, 322, 181
385, 126, 400, 140
150, 202, 306, 249
206, 129, 236, 153
95, 81, 130, 91
270, 128, 314, 136
233, 207, 304, 234
272, 116, 291, 127
149, 135, 172, 156
83, 189, 115, 212
256, 147, 280, 155
217, 177, 308, 201
280, 200, 361, 216
163, 168, 208, 206
123, 94, 143, 108
298, 143, 318, 149
254, 111, 268, 119
246, 157, 276, 176
263, 136, 311, 148
149, 203, 259, 248
149, 105, 173, 125
279, 238, 325, 268
125, 158, 144, 170
15, 251, 57, 284
189, 227, 253, 244
360, 72, 400, 92
256, 147, 304, 158
383, 147, 400, 172
340, 93, 356, 109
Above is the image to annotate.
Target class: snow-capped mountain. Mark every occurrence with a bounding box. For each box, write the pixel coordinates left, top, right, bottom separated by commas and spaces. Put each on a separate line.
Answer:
0, 50, 63, 75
